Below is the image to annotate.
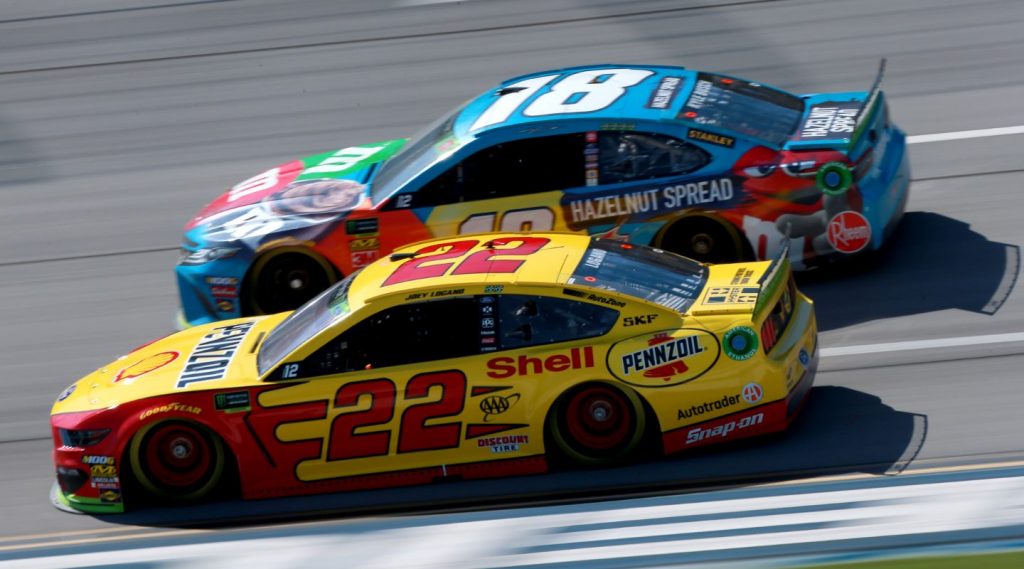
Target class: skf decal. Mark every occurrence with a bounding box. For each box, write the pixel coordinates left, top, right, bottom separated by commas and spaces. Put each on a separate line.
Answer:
114, 351, 179, 383
623, 314, 657, 327
687, 128, 735, 148
486, 347, 594, 379
480, 393, 520, 421
608, 329, 721, 387
176, 322, 255, 389
477, 434, 529, 454
139, 402, 202, 421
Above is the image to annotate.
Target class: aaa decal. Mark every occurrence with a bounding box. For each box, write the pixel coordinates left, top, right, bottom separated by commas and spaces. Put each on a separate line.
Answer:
608, 329, 721, 387
114, 351, 179, 383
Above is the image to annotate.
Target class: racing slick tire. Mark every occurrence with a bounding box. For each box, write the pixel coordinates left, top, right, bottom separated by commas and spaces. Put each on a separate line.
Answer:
659, 216, 746, 264
129, 420, 229, 502
247, 249, 337, 315
547, 382, 647, 467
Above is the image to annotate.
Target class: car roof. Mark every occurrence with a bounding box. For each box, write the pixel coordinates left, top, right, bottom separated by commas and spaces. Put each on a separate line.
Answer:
453, 64, 699, 138
348, 232, 593, 307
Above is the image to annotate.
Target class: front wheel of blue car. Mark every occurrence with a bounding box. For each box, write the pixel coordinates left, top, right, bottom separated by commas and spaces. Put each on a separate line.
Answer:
660, 216, 745, 264
248, 250, 337, 315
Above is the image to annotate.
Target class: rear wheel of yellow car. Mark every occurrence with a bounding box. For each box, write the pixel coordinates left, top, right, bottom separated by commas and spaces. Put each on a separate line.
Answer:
130, 420, 226, 501
248, 250, 336, 315
547, 383, 646, 466
661, 216, 745, 264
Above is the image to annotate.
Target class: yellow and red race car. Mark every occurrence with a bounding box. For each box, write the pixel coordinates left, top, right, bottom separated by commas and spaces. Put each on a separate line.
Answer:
52, 233, 817, 513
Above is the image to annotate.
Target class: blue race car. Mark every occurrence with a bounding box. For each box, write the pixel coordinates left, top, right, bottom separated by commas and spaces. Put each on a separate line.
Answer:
177, 62, 909, 327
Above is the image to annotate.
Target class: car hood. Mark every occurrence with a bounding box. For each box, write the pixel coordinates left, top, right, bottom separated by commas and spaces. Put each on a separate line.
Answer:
185, 138, 407, 233
51, 314, 288, 415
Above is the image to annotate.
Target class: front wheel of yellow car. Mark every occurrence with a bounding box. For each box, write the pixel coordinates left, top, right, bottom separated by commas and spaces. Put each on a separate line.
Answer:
129, 420, 227, 502
547, 383, 647, 467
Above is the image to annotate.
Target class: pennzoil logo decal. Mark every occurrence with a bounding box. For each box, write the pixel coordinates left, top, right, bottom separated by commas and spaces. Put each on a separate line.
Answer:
607, 329, 721, 387
176, 322, 254, 389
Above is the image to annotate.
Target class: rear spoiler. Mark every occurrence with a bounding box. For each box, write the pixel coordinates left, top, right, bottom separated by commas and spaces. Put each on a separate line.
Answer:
787, 59, 886, 150
689, 244, 790, 317
753, 242, 791, 318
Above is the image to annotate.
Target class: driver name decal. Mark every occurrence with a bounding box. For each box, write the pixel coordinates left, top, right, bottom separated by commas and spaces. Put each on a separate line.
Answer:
176, 322, 255, 389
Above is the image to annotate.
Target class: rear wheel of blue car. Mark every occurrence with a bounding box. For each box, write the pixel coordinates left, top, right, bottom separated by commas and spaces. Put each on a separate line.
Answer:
661, 216, 745, 264
248, 250, 336, 315
129, 420, 227, 502
548, 383, 647, 466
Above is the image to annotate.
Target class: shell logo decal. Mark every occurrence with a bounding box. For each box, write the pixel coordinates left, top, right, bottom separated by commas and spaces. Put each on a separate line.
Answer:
114, 351, 180, 383
607, 329, 721, 388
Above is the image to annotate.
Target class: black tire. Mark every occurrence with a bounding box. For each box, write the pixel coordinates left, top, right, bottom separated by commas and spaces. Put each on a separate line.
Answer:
129, 420, 226, 501
660, 216, 744, 264
547, 383, 646, 466
248, 251, 335, 315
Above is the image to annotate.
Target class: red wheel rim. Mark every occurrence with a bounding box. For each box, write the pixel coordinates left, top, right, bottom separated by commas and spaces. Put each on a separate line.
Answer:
564, 386, 633, 450
143, 424, 213, 489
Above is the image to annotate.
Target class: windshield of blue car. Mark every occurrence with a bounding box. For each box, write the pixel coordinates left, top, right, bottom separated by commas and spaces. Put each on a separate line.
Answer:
679, 73, 804, 147
567, 239, 708, 313
370, 109, 461, 205
257, 271, 358, 375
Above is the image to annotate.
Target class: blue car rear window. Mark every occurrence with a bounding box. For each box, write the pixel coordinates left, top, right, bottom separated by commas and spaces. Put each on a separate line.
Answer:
679, 73, 804, 147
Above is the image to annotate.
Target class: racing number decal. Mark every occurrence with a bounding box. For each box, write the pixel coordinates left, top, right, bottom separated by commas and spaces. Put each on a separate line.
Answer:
325, 372, 466, 460
383, 237, 550, 286
471, 68, 655, 131
459, 208, 556, 234
327, 378, 395, 461
397, 371, 467, 453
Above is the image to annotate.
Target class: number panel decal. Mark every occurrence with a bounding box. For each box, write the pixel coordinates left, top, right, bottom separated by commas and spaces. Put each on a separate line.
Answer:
383, 237, 549, 285
470, 68, 655, 132
451, 236, 550, 276
398, 371, 467, 453
326, 378, 395, 461
382, 240, 477, 286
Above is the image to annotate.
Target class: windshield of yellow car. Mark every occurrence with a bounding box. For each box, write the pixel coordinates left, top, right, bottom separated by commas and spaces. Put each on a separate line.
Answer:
566, 239, 708, 312
370, 108, 463, 206
257, 271, 358, 375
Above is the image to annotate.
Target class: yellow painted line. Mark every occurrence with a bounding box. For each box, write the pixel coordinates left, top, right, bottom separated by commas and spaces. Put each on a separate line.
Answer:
0, 526, 140, 544
0, 528, 208, 553
763, 459, 1024, 488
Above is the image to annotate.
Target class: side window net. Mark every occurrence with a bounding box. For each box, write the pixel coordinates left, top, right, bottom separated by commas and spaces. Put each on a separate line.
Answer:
599, 131, 710, 184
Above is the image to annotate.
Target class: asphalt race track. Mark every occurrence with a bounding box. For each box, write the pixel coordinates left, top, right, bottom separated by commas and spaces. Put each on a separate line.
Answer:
2, 0, 1024, 552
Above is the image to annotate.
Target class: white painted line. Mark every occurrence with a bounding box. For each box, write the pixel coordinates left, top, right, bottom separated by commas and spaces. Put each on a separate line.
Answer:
907, 125, 1024, 144
395, 0, 470, 6
820, 331, 1024, 357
